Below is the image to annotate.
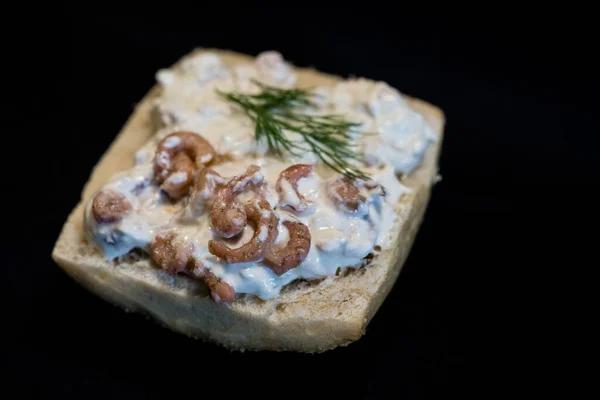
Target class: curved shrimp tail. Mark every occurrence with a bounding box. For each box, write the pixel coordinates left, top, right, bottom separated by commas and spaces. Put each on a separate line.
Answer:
210, 165, 265, 238
264, 220, 311, 275
153, 131, 217, 200
208, 199, 278, 264
276, 164, 315, 212
194, 268, 236, 305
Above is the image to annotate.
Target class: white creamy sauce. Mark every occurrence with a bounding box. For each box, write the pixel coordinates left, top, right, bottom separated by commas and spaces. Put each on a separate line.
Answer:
331, 79, 437, 175
166, 171, 188, 185
162, 135, 181, 149
85, 51, 437, 300
135, 149, 150, 165
85, 164, 179, 260
278, 179, 301, 209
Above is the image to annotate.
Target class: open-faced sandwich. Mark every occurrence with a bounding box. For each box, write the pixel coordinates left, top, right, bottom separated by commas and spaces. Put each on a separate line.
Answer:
52, 49, 445, 352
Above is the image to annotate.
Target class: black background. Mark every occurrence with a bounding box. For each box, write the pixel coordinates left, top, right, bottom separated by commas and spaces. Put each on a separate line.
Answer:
4, 8, 590, 399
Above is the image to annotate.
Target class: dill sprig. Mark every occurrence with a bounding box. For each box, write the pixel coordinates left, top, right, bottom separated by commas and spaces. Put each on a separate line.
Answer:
216, 80, 371, 180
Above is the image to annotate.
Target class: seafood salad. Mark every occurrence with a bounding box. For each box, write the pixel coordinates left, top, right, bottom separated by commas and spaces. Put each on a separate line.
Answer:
84, 51, 438, 304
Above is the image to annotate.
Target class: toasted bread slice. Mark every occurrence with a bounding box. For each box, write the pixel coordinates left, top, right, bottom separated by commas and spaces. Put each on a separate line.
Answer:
51, 48, 445, 352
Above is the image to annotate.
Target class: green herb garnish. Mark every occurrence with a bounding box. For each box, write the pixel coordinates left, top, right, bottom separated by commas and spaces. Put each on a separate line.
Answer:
216, 80, 371, 180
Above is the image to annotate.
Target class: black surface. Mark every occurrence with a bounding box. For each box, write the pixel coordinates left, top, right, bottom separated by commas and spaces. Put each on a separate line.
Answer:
4, 9, 590, 399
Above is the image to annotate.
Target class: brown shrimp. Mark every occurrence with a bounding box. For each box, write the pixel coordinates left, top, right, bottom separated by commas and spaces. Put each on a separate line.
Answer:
327, 176, 386, 216
151, 233, 236, 304
208, 198, 278, 264
188, 167, 225, 214
276, 164, 314, 212
197, 269, 236, 304
150, 232, 194, 275
326, 176, 367, 214
210, 165, 264, 238
264, 220, 311, 275
154, 131, 216, 199
92, 189, 132, 223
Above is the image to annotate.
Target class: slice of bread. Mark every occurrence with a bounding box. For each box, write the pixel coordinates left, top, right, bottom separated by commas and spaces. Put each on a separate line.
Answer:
51, 48, 445, 352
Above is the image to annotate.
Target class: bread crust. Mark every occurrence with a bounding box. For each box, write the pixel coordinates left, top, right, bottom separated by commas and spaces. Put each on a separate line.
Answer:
51, 48, 445, 352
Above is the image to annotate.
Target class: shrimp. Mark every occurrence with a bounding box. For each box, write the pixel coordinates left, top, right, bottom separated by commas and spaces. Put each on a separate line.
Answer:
151, 233, 236, 304
210, 165, 264, 238
194, 268, 236, 304
327, 176, 367, 215
188, 167, 225, 215
154, 131, 216, 199
92, 189, 132, 223
150, 232, 194, 275
208, 198, 278, 264
264, 220, 311, 275
327, 176, 385, 216
276, 164, 314, 212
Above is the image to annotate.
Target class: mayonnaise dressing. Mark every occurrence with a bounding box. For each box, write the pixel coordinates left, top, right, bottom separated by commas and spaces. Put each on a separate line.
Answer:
84, 164, 180, 260
85, 51, 436, 300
